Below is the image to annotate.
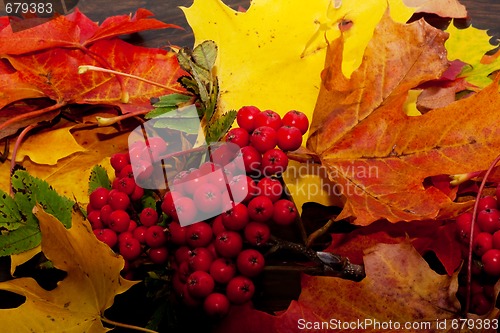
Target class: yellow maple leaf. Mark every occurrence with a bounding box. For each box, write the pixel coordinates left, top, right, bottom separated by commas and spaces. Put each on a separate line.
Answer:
181, 0, 420, 121
9, 125, 85, 165
445, 23, 500, 89
0, 206, 137, 333
0, 114, 130, 202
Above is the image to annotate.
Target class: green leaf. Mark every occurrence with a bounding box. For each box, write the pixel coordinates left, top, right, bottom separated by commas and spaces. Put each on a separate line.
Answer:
153, 104, 201, 134
204, 78, 219, 123
88, 165, 111, 194
146, 94, 193, 120
0, 170, 74, 256
141, 190, 158, 209
0, 214, 40, 256
0, 191, 23, 231
206, 110, 237, 143
178, 76, 200, 96
192, 40, 218, 71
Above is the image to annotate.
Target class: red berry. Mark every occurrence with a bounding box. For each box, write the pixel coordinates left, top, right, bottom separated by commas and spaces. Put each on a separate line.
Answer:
109, 210, 131, 233
100, 204, 113, 226
211, 144, 239, 167
482, 249, 500, 276
110, 153, 130, 172
282, 110, 309, 135
261, 149, 288, 176
473, 232, 493, 256
187, 271, 215, 298
185, 222, 213, 248
112, 177, 136, 195
128, 220, 137, 232
108, 190, 131, 211
88, 210, 104, 230
89, 187, 109, 210
222, 203, 249, 231
145, 225, 168, 248
456, 212, 478, 243
132, 225, 148, 244
149, 247, 168, 264
229, 175, 258, 204
276, 125, 302, 152
247, 196, 274, 223
118, 231, 134, 244
173, 196, 199, 226
182, 169, 208, 197
145, 136, 168, 158
478, 196, 498, 211
209, 258, 236, 284
225, 128, 250, 148
254, 110, 282, 131
212, 215, 227, 236
203, 293, 230, 317
244, 222, 270, 246
206, 168, 233, 193
477, 208, 500, 233
119, 237, 142, 261
161, 191, 182, 216
236, 106, 260, 132
257, 177, 282, 202
193, 183, 224, 215
118, 164, 134, 179
132, 159, 154, 181
272, 199, 298, 225
214, 231, 243, 258
238, 146, 262, 174
226, 276, 255, 304
130, 185, 144, 201
492, 230, 500, 249
178, 261, 192, 283
169, 221, 187, 245
139, 207, 158, 227
250, 126, 277, 154
236, 249, 265, 277
94, 228, 118, 248
189, 247, 214, 272
175, 246, 191, 264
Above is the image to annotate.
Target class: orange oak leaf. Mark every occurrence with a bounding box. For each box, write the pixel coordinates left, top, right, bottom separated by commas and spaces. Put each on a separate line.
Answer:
307, 11, 500, 225
215, 242, 463, 333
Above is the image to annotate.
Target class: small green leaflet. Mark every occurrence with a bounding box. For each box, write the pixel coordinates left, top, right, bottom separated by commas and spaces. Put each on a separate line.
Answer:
192, 40, 217, 71
88, 165, 111, 194
0, 170, 74, 256
145, 94, 193, 120
152, 104, 201, 135
206, 110, 237, 143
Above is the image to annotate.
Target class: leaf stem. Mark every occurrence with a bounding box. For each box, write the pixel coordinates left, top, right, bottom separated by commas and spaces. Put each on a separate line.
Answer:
0, 102, 66, 134
10, 124, 36, 195
79, 65, 186, 95
465, 153, 500, 315
101, 316, 159, 333
306, 217, 336, 248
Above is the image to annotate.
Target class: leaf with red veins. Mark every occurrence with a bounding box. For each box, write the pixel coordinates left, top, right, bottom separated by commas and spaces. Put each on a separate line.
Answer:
4, 39, 185, 108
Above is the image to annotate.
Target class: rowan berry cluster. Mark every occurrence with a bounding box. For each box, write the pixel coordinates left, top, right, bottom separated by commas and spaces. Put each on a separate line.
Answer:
456, 185, 500, 315
86, 105, 309, 316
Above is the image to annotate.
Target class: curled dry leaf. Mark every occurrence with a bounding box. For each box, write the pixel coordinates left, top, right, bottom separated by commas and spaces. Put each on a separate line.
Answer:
0, 205, 137, 332
307, 11, 500, 225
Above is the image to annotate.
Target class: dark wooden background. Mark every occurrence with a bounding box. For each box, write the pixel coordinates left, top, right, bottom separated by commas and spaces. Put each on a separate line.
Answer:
75, 0, 499, 49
